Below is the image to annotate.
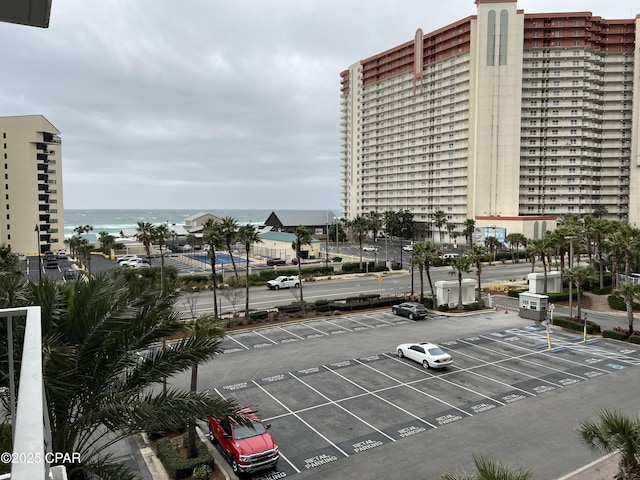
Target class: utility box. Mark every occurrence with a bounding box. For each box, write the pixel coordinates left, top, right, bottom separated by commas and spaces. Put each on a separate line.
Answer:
518, 292, 549, 321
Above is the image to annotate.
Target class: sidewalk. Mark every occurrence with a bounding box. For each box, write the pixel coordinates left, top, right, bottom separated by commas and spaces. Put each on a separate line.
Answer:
557, 453, 619, 480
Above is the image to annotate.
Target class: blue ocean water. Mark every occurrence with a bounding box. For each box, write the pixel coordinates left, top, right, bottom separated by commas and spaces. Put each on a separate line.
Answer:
64, 209, 272, 238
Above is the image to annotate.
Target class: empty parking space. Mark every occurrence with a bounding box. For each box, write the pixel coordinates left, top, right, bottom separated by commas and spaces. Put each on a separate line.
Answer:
208, 320, 640, 479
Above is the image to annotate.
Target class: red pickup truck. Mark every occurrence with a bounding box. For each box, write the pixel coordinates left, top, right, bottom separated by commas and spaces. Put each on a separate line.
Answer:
207, 409, 279, 475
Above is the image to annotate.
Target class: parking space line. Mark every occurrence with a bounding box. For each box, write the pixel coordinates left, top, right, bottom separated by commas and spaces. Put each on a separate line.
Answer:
289, 372, 397, 443
354, 358, 473, 418
451, 348, 566, 388
251, 330, 279, 345
322, 364, 438, 429
364, 312, 401, 325
384, 354, 506, 407
275, 325, 306, 340
250, 379, 350, 467
303, 323, 330, 336
225, 336, 250, 350
320, 319, 353, 332
476, 332, 616, 374
464, 336, 605, 382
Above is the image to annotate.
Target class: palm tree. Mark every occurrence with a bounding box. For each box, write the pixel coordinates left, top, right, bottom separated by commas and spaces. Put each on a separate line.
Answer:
349, 215, 369, 269
446, 223, 457, 245
292, 225, 312, 305
527, 236, 553, 292
0, 245, 24, 309
220, 216, 240, 280
449, 255, 472, 310
577, 409, 640, 480
153, 223, 174, 293
186, 314, 223, 458
76, 239, 93, 275
467, 245, 487, 303
186, 232, 197, 251
484, 236, 502, 266
614, 281, 640, 337
505, 233, 527, 263
202, 219, 223, 320
463, 219, 476, 246
564, 265, 596, 322
14, 270, 241, 480
383, 210, 399, 239
367, 211, 383, 242
97, 231, 116, 256
135, 221, 154, 263
412, 241, 438, 304
608, 224, 640, 280
441, 454, 533, 480
237, 224, 261, 319
431, 209, 447, 245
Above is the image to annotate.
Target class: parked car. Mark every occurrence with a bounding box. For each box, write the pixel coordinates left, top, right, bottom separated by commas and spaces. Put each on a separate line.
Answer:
63, 268, 77, 280
56, 250, 68, 259
44, 251, 55, 260
266, 258, 287, 266
45, 259, 59, 269
291, 257, 307, 265
122, 258, 150, 268
116, 254, 141, 264
402, 244, 414, 252
391, 302, 428, 320
362, 246, 378, 252
208, 408, 279, 475
267, 276, 302, 290
442, 253, 460, 259
396, 342, 453, 369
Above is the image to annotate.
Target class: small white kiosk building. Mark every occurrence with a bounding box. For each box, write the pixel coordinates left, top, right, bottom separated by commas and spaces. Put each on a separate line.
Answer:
435, 279, 477, 309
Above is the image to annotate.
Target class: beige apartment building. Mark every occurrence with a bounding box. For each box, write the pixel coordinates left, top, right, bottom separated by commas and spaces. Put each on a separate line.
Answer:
339, 0, 639, 241
0, 115, 64, 255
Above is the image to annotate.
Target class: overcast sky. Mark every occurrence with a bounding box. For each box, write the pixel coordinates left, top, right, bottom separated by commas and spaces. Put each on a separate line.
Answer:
1, 1, 635, 210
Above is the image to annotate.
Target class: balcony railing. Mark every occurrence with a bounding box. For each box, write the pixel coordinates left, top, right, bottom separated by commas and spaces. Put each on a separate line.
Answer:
0, 306, 66, 479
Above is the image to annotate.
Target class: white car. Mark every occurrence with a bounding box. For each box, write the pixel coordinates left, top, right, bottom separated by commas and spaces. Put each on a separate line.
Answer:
123, 258, 150, 267
117, 254, 140, 264
402, 244, 413, 252
362, 246, 378, 252
396, 342, 452, 369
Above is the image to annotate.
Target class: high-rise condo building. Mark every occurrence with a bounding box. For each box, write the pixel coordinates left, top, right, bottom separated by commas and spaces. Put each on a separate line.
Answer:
339, 0, 638, 241
0, 115, 65, 255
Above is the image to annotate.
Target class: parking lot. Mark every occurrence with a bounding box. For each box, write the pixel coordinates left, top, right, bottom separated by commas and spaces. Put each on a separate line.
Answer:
206, 313, 640, 479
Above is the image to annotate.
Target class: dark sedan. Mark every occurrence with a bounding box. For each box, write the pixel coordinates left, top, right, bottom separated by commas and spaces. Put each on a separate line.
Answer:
266, 258, 286, 266
391, 302, 428, 320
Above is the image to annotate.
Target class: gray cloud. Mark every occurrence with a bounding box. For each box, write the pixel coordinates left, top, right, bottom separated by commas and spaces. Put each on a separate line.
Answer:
0, 0, 634, 209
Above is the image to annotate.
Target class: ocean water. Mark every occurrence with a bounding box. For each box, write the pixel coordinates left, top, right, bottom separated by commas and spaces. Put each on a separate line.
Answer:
64, 209, 272, 238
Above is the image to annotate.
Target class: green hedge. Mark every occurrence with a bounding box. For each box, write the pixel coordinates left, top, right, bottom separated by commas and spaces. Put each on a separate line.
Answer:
630, 335, 640, 345
329, 296, 404, 312
156, 436, 215, 480
553, 317, 600, 334
608, 294, 640, 312
603, 329, 628, 341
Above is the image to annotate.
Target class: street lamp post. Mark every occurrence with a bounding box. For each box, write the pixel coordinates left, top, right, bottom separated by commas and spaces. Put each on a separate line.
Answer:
325, 218, 329, 273
565, 235, 575, 319
34, 224, 42, 283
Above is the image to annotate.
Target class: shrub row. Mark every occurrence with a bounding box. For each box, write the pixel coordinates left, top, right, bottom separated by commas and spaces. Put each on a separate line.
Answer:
156, 436, 214, 480
603, 329, 628, 341
608, 294, 640, 312
553, 317, 600, 334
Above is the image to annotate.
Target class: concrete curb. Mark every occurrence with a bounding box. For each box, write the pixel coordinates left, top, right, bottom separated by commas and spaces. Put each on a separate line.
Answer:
556, 452, 619, 479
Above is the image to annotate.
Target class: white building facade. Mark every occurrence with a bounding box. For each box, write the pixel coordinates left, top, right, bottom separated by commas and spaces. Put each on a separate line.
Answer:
339, 0, 639, 238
